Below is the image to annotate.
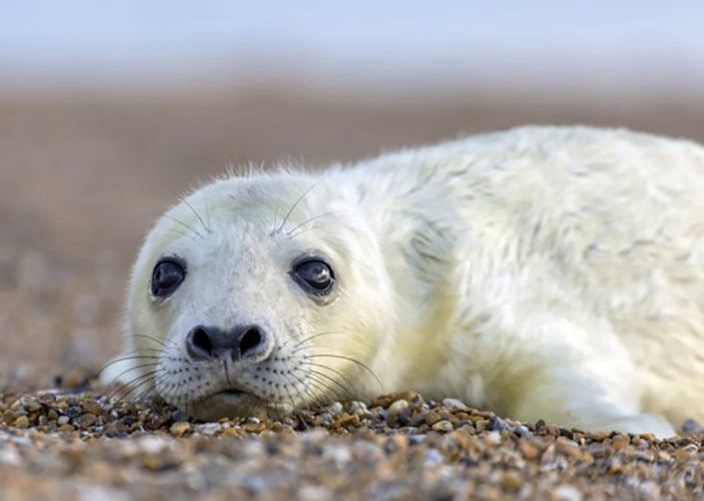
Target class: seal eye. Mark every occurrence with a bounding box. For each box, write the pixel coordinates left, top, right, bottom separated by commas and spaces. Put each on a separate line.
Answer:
292, 259, 334, 295
151, 259, 186, 298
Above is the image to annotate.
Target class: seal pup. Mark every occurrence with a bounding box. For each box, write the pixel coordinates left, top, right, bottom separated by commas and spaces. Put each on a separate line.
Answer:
104, 126, 704, 437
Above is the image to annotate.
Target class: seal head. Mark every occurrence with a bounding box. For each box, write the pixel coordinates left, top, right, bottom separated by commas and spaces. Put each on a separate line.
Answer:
122, 173, 394, 419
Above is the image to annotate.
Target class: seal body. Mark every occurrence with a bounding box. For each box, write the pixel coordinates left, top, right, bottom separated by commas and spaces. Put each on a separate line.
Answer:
106, 126, 704, 437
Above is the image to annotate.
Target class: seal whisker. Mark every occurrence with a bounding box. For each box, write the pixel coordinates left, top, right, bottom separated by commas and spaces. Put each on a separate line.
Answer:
103, 361, 160, 391
101, 354, 161, 371
304, 354, 382, 390
276, 178, 324, 234
112, 369, 162, 401
303, 373, 348, 403
276, 382, 303, 423
181, 195, 212, 235
286, 331, 346, 352
286, 368, 326, 411
304, 368, 354, 401
132, 333, 172, 349
161, 214, 204, 240
301, 361, 358, 397
152, 372, 187, 408
164, 227, 195, 241
292, 364, 348, 402
285, 210, 347, 239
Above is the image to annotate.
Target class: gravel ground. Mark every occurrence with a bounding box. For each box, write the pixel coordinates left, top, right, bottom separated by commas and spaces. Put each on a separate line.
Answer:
1, 386, 703, 500
2, 86, 704, 500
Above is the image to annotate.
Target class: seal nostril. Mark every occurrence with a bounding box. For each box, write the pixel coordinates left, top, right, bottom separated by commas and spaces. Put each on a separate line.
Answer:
238, 326, 264, 359
187, 325, 215, 361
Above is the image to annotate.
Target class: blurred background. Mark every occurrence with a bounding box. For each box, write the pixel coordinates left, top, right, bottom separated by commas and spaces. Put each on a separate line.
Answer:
1, 0, 703, 385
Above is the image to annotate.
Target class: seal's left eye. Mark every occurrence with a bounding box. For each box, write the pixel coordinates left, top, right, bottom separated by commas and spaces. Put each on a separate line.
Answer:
151, 259, 186, 298
292, 259, 335, 295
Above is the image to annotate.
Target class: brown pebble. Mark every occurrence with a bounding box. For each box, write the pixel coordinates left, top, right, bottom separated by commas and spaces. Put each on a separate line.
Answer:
242, 422, 266, 433
74, 413, 98, 428
673, 444, 698, 460
334, 413, 361, 428
169, 421, 191, 437
431, 420, 453, 432
3, 410, 18, 425
141, 454, 163, 471
611, 434, 630, 451
500, 471, 524, 491
425, 409, 445, 426
24, 400, 42, 413
369, 392, 415, 408
14, 415, 29, 429
587, 431, 609, 441
518, 440, 541, 460
555, 437, 581, 458
81, 400, 103, 415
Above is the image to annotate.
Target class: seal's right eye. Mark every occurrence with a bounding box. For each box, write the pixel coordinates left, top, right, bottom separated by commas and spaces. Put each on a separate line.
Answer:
151, 259, 186, 298
291, 258, 335, 296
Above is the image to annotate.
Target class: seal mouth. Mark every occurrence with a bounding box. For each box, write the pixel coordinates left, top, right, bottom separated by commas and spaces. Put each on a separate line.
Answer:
185, 387, 269, 420
217, 388, 247, 398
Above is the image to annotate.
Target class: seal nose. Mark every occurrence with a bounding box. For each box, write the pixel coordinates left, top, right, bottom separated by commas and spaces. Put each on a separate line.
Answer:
186, 324, 270, 362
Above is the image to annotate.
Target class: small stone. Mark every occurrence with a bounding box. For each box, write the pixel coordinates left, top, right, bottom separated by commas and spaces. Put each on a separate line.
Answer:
674, 444, 698, 460
425, 409, 445, 426
194, 423, 221, 435
518, 440, 541, 460
681, 418, 703, 434
348, 401, 368, 414
74, 412, 98, 428
431, 420, 453, 432
483, 431, 502, 446
487, 415, 509, 432
388, 399, 409, 416
24, 399, 42, 413
57, 416, 70, 426
334, 412, 361, 428
3, 410, 18, 425
325, 402, 343, 415
13, 415, 29, 429
441, 397, 468, 410
555, 437, 581, 458
423, 448, 444, 466
169, 421, 191, 437
82, 400, 103, 415
410, 411, 428, 427
513, 424, 530, 435
586, 431, 609, 441
611, 434, 630, 451
141, 454, 164, 471
499, 471, 524, 491
553, 484, 582, 501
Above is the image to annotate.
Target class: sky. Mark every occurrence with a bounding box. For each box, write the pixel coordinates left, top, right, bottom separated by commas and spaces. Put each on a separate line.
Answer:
1, 0, 703, 90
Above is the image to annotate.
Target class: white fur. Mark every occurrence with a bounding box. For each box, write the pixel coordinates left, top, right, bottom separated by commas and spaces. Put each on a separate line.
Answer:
104, 126, 704, 437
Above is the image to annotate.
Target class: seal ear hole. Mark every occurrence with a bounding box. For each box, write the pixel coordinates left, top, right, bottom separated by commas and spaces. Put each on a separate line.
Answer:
150, 258, 186, 298
291, 258, 335, 296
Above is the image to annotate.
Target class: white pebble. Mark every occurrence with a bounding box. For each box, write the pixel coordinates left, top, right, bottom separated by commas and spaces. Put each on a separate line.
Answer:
388, 399, 409, 416
441, 398, 469, 410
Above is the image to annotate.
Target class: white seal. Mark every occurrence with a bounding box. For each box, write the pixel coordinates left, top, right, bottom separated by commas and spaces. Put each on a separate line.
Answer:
104, 126, 704, 437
